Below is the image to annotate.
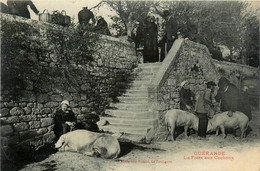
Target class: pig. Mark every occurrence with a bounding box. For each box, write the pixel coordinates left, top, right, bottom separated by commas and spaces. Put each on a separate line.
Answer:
207, 111, 249, 138
165, 109, 199, 141
55, 129, 120, 159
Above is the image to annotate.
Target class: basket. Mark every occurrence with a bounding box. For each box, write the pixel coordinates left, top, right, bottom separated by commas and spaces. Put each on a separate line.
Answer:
39, 9, 52, 23
51, 10, 65, 26
61, 10, 71, 27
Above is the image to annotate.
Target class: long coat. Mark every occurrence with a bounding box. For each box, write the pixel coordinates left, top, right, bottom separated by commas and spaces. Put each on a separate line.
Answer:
165, 15, 178, 52
215, 83, 240, 112
7, 0, 39, 19
54, 109, 77, 140
143, 20, 159, 62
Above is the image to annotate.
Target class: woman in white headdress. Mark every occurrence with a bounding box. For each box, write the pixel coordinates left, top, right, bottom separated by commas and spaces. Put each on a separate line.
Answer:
54, 100, 77, 141
179, 80, 194, 111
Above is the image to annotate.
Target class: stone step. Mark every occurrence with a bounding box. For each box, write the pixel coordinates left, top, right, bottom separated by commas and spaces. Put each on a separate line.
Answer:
100, 117, 158, 126
121, 87, 148, 94
122, 92, 148, 98
105, 109, 158, 119
99, 124, 151, 135
110, 103, 149, 111
138, 62, 162, 68
117, 96, 148, 103
118, 133, 146, 143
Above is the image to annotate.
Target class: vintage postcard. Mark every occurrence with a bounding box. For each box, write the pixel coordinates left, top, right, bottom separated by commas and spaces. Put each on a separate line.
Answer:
1, 0, 260, 171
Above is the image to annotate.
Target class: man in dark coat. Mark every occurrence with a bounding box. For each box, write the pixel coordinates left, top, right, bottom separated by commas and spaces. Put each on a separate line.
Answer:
78, 7, 95, 25
163, 10, 178, 53
54, 100, 77, 141
215, 77, 240, 117
94, 16, 111, 36
7, 0, 39, 19
179, 81, 194, 111
143, 16, 159, 62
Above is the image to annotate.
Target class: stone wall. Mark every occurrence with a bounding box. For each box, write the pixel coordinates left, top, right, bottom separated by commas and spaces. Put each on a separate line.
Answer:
146, 39, 259, 141
0, 13, 138, 151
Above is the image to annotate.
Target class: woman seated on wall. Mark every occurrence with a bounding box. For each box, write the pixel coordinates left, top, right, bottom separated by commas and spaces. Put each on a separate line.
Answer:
54, 100, 77, 141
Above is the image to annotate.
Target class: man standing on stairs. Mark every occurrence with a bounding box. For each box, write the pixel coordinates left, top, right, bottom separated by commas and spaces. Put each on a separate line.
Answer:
164, 10, 178, 53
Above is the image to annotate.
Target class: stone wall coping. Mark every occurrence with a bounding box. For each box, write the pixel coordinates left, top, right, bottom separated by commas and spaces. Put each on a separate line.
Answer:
149, 38, 184, 88
0, 12, 133, 47
214, 59, 259, 71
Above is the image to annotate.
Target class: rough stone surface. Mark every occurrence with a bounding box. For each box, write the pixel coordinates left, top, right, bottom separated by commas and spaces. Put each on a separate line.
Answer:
1, 125, 14, 136
1, 108, 10, 117
29, 121, 41, 129
10, 107, 24, 116
41, 118, 54, 127
13, 122, 30, 132
0, 13, 137, 151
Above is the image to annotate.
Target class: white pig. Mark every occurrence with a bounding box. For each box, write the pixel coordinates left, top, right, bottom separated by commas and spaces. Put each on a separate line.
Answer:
165, 109, 199, 141
207, 111, 249, 138
55, 129, 121, 159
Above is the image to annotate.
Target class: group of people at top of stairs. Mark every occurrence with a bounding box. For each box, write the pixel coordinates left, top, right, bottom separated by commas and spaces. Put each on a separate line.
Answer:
1, 1, 111, 35
180, 77, 252, 139
133, 10, 224, 63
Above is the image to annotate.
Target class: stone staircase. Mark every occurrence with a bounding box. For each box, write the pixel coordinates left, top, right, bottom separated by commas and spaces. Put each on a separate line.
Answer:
99, 62, 162, 142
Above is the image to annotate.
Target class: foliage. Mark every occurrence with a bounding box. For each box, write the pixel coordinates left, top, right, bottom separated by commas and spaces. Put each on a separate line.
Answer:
1, 19, 98, 100
154, 1, 259, 66
103, 1, 153, 37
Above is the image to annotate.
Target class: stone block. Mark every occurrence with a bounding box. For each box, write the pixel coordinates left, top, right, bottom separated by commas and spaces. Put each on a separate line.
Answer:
37, 94, 49, 103
80, 94, 87, 100
0, 116, 19, 124
13, 122, 30, 132
40, 108, 51, 114
1, 108, 10, 117
20, 90, 36, 102
72, 108, 81, 115
43, 132, 55, 143
19, 103, 27, 108
10, 107, 24, 116
69, 101, 79, 108
27, 103, 34, 108
1, 125, 14, 136
30, 139, 43, 147
19, 115, 37, 121
24, 107, 32, 115
50, 95, 62, 102
81, 107, 90, 114
48, 125, 54, 132
78, 101, 87, 107
62, 92, 73, 101
4, 102, 15, 108
72, 93, 81, 101
37, 128, 48, 135
41, 118, 54, 127
19, 130, 38, 140
29, 121, 41, 129
44, 102, 59, 108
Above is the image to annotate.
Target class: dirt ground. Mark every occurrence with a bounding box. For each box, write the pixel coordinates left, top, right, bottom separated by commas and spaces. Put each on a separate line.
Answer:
16, 110, 260, 171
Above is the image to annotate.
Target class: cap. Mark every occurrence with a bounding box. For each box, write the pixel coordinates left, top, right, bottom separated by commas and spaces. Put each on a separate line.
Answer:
180, 80, 188, 87
61, 100, 69, 106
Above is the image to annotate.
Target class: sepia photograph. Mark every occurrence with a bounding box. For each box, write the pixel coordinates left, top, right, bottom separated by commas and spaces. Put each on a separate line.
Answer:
1, 0, 260, 170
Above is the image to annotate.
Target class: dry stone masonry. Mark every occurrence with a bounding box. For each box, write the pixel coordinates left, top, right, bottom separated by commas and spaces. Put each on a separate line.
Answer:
0, 13, 138, 151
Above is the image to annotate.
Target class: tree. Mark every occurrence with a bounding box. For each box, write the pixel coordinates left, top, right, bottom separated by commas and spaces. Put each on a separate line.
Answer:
153, 1, 259, 66
103, 1, 153, 37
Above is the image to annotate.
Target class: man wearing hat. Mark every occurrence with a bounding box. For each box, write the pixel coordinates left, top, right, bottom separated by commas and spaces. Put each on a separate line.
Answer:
215, 77, 240, 117
54, 100, 77, 141
195, 81, 216, 138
